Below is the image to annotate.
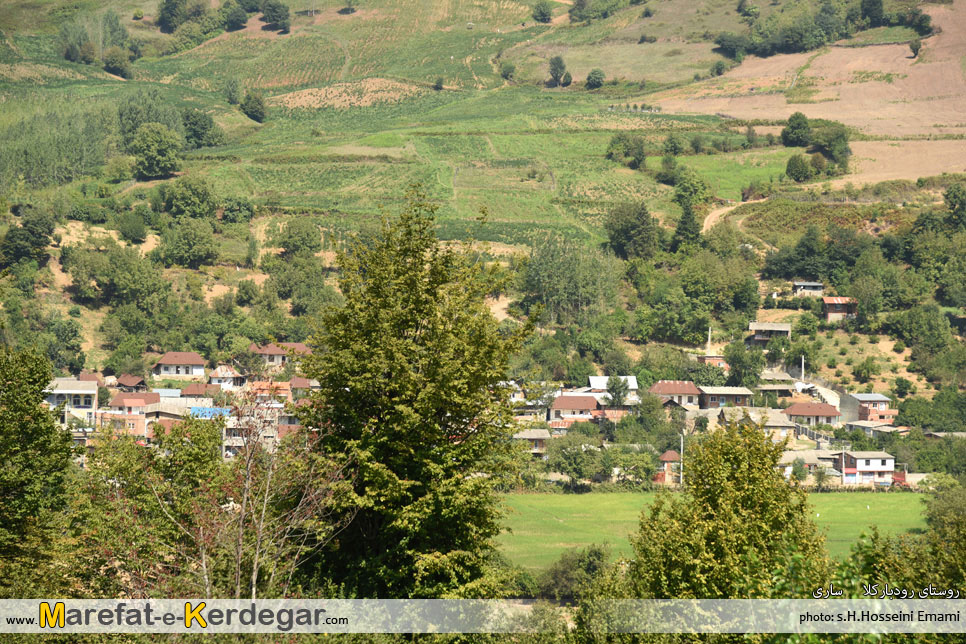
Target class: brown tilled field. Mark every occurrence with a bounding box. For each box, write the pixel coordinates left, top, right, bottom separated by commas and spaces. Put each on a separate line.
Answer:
651, 0, 966, 184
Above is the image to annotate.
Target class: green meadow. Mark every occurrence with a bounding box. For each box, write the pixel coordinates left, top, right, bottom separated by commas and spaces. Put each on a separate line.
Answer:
497, 492, 927, 572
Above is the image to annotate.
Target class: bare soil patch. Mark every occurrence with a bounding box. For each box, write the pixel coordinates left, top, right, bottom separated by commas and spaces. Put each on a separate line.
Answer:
829, 140, 966, 187
654, 0, 966, 139
487, 294, 512, 322
269, 78, 423, 108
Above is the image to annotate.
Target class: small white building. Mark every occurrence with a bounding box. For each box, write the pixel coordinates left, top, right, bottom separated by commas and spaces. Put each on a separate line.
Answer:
152, 351, 206, 380
209, 364, 246, 391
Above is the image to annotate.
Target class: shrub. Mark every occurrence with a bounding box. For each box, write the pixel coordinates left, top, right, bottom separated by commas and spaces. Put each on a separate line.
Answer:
433, 77, 444, 91
533, 0, 553, 23
561, 71, 572, 87
586, 68, 605, 89
133, 9, 144, 19
500, 61, 515, 80
240, 91, 267, 122
222, 196, 255, 223
711, 60, 727, 76
893, 339, 906, 353
786, 154, 813, 182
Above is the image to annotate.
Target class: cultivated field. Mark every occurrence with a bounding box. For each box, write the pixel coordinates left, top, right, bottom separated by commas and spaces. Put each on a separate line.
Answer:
497, 492, 927, 572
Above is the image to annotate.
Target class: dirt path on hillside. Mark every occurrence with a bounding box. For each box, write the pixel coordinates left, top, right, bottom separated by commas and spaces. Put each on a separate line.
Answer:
702, 198, 766, 233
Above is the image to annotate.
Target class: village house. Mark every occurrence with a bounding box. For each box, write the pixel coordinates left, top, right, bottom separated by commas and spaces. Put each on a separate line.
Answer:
248, 342, 312, 371
756, 369, 796, 399
181, 383, 221, 398
512, 428, 551, 460
697, 354, 730, 372
840, 392, 898, 424
549, 394, 598, 427
44, 378, 98, 427
698, 386, 753, 409
152, 351, 206, 380
654, 450, 681, 485
747, 322, 792, 347
717, 406, 798, 443
792, 281, 824, 298
779, 449, 838, 480
822, 296, 857, 323
648, 380, 701, 407
783, 401, 842, 427
833, 450, 895, 487
208, 364, 245, 391
845, 419, 910, 439
290, 376, 320, 399
115, 373, 146, 392
102, 392, 163, 437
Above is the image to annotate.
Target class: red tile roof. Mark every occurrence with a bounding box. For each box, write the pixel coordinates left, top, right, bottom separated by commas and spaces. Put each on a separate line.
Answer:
551, 395, 599, 411
109, 392, 161, 407
156, 351, 206, 366
78, 372, 102, 384
659, 450, 680, 462
116, 373, 145, 387
249, 342, 312, 356
783, 402, 841, 417
182, 383, 220, 396
822, 297, 856, 305
290, 377, 311, 388
648, 380, 701, 396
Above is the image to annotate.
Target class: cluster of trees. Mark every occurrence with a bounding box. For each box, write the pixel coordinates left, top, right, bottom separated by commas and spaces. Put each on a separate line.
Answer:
715, 0, 933, 59
158, 0, 290, 51
59, 10, 136, 77
568, 0, 628, 23
547, 55, 572, 87
0, 88, 224, 192
782, 111, 851, 175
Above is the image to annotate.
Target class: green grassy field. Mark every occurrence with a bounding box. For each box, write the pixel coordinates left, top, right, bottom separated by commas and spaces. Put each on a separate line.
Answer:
497, 492, 927, 572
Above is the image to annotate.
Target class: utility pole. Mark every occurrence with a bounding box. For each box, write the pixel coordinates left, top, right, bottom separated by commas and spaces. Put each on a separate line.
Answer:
679, 433, 684, 488
801, 354, 805, 381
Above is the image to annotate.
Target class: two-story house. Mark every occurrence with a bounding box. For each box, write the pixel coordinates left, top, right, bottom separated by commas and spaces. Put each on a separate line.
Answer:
549, 394, 598, 427
834, 450, 895, 487
698, 386, 753, 409
45, 378, 98, 427
103, 392, 162, 437
512, 428, 551, 460
840, 392, 898, 424
152, 351, 206, 380
747, 322, 792, 347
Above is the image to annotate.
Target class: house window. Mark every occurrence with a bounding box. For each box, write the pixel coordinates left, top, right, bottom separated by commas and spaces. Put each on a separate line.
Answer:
688, 396, 694, 403
176, 366, 182, 375
710, 396, 717, 403
881, 459, 886, 466
865, 460, 871, 466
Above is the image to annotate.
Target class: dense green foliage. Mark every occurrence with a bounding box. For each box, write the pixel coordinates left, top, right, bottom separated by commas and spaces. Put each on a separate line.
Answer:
297, 190, 528, 598
0, 348, 73, 563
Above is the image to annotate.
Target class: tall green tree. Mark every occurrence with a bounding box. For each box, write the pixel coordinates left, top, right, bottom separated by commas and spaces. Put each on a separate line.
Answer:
549, 56, 566, 86
130, 122, 182, 180
781, 111, 811, 147
620, 420, 829, 599
604, 201, 661, 260
297, 188, 529, 598
605, 374, 629, 407
723, 340, 765, 388
669, 204, 701, 253
0, 348, 73, 564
